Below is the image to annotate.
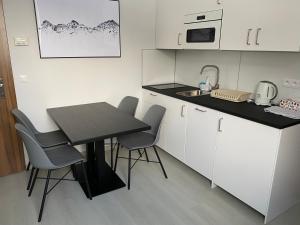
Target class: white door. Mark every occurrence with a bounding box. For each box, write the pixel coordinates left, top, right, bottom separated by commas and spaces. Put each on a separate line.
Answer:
220, 0, 261, 51
185, 104, 219, 180
213, 113, 280, 215
156, 0, 184, 49
158, 96, 187, 162
256, 0, 300, 52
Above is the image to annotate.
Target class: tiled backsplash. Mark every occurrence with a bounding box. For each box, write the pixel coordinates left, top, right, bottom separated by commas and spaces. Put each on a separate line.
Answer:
175, 50, 300, 101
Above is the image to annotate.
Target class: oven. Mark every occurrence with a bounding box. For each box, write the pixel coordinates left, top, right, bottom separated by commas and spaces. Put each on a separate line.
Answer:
183, 10, 223, 49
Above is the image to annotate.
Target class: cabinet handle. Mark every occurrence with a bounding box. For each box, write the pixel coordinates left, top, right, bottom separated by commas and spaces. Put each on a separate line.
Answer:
178, 33, 182, 46
195, 108, 207, 113
246, 29, 252, 45
218, 118, 223, 132
255, 28, 262, 46
181, 105, 186, 117
217, 0, 221, 5
150, 93, 157, 97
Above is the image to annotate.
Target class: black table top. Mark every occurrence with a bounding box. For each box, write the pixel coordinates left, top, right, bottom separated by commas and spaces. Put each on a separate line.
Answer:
47, 102, 151, 145
143, 84, 300, 129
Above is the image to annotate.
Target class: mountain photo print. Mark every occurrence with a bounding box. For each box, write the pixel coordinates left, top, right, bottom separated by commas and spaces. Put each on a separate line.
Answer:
34, 0, 121, 58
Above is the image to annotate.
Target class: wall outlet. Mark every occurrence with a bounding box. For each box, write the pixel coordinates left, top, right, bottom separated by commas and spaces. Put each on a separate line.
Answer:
283, 78, 300, 89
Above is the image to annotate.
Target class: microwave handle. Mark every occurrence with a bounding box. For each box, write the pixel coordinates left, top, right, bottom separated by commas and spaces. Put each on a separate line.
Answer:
177, 33, 182, 46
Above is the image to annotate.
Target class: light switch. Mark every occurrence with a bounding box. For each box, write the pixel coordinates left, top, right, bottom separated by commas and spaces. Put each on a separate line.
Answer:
14, 37, 29, 46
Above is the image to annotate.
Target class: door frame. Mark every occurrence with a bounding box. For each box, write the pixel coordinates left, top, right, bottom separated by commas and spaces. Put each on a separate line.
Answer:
0, 0, 25, 176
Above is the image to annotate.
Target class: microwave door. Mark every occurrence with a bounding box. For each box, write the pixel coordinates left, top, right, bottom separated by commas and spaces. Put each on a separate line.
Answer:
183, 20, 221, 49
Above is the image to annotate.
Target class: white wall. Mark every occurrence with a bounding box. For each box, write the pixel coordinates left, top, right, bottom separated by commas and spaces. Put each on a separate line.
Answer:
175, 50, 300, 101
142, 49, 175, 85
3, 0, 157, 132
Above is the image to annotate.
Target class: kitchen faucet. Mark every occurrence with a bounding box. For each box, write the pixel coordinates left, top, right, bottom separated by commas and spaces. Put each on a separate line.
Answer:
200, 65, 220, 90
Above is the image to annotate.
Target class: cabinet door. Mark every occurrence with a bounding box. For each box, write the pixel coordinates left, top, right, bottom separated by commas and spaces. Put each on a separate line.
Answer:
156, 0, 184, 49
184, 0, 222, 15
220, 0, 261, 51
213, 113, 280, 215
185, 104, 219, 180
141, 90, 187, 162
158, 96, 187, 162
256, 0, 300, 52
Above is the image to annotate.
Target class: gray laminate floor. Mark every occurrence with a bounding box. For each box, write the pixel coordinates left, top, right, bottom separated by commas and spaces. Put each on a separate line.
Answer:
0, 147, 299, 225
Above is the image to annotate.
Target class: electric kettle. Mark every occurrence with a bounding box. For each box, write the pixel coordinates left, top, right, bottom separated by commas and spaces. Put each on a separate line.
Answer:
255, 81, 278, 106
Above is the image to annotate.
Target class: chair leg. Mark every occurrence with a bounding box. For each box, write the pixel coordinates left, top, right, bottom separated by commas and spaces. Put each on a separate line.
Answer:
26, 162, 31, 171
144, 148, 149, 162
28, 168, 39, 197
128, 151, 131, 190
137, 149, 142, 157
113, 143, 120, 172
110, 138, 114, 168
153, 146, 168, 179
38, 170, 51, 222
27, 167, 35, 190
81, 162, 92, 200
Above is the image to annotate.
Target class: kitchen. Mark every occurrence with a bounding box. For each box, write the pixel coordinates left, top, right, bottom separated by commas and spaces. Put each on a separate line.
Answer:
1, 0, 300, 225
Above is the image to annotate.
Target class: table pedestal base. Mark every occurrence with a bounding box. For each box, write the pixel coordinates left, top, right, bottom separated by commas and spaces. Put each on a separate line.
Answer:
73, 140, 125, 197
73, 162, 125, 197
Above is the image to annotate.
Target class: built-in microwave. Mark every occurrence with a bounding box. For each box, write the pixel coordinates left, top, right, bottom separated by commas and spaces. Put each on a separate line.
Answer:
183, 10, 223, 49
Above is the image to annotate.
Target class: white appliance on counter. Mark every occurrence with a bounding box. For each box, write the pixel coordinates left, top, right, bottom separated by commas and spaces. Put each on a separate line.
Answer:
183, 10, 223, 49
255, 81, 278, 106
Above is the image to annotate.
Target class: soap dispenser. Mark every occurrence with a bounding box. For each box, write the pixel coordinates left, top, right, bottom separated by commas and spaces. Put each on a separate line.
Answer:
203, 76, 211, 92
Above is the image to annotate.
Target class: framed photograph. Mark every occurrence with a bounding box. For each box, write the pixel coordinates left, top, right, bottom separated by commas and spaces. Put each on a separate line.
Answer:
33, 0, 121, 58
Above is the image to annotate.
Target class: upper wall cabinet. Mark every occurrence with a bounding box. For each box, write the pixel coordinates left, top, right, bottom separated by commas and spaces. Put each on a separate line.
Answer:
184, 0, 222, 15
155, 0, 184, 49
156, 0, 300, 52
221, 0, 300, 52
155, 0, 222, 49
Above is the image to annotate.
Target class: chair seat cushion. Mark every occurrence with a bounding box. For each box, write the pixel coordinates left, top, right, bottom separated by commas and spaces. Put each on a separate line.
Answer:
46, 145, 83, 168
117, 132, 155, 150
35, 130, 68, 148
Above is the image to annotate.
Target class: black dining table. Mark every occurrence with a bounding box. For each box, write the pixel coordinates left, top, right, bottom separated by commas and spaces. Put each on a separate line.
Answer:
47, 102, 150, 197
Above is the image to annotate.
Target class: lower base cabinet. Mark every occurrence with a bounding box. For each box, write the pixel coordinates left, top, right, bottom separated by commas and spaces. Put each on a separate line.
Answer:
213, 113, 281, 215
185, 104, 219, 180
142, 90, 187, 162
141, 89, 300, 223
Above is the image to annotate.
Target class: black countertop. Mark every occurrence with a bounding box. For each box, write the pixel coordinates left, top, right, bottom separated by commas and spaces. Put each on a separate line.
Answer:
143, 84, 300, 129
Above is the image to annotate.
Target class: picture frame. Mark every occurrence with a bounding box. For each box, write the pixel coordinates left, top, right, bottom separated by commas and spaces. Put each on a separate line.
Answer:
33, 0, 121, 58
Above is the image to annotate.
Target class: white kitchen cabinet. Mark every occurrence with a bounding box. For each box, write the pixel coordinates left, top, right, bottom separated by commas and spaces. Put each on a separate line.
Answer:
213, 113, 281, 215
185, 104, 219, 180
184, 0, 222, 15
142, 90, 187, 162
220, 0, 261, 51
155, 0, 184, 49
221, 0, 300, 52
257, 0, 300, 52
142, 89, 300, 223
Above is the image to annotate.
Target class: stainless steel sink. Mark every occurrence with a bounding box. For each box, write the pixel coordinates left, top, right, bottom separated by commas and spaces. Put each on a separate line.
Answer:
176, 90, 210, 97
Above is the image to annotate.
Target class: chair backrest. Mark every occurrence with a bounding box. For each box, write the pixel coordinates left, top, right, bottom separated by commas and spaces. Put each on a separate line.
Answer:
15, 123, 56, 170
11, 109, 39, 134
143, 105, 166, 142
118, 96, 139, 116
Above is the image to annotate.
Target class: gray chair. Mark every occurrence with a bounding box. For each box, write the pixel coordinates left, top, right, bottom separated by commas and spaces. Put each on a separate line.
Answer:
15, 123, 92, 222
11, 108, 69, 170
109, 96, 139, 168
114, 104, 168, 189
